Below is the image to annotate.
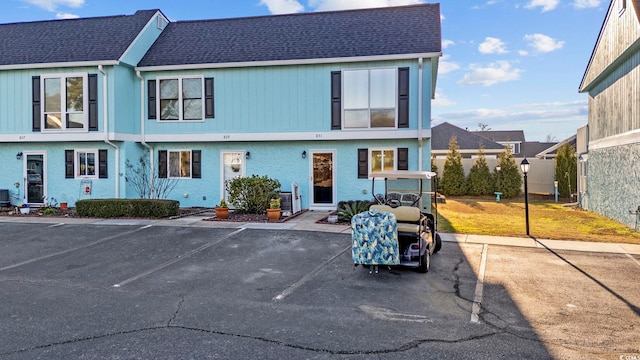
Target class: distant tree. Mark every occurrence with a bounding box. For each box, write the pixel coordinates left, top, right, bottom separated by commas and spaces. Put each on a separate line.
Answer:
555, 143, 577, 197
545, 134, 558, 142
496, 145, 522, 198
431, 158, 442, 193
467, 145, 493, 195
477, 123, 491, 131
441, 136, 467, 196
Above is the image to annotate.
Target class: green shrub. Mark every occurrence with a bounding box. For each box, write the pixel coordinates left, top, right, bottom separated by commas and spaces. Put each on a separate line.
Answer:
467, 146, 493, 195
337, 200, 372, 223
441, 136, 467, 196
226, 175, 281, 214
555, 143, 577, 197
75, 199, 179, 218
496, 146, 522, 198
42, 207, 57, 215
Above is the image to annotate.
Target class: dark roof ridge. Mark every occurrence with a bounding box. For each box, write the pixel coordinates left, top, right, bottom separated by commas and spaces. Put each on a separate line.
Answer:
0, 9, 160, 27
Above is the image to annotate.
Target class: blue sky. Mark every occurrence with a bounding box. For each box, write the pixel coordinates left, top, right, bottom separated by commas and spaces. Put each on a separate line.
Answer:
2, 0, 608, 141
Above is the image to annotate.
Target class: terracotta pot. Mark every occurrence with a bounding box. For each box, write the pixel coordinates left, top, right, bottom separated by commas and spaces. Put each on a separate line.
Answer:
215, 207, 229, 219
60, 202, 68, 211
267, 208, 281, 222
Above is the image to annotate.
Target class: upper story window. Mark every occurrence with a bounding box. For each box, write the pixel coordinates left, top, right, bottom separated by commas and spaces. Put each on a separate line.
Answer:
42, 73, 88, 131
157, 76, 204, 121
343, 68, 397, 129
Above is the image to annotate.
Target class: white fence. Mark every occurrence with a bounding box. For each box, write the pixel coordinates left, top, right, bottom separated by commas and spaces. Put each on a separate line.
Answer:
433, 158, 556, 194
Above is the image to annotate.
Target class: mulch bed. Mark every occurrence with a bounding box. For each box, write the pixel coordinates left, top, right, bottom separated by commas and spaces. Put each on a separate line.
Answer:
204, 209, 308, 223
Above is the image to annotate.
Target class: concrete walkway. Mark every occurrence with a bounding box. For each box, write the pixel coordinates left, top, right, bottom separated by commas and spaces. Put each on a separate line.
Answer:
2, 210, 640, 255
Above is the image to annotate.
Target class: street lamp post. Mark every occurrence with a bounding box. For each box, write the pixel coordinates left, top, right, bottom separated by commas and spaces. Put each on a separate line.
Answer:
520, 158, 530, 236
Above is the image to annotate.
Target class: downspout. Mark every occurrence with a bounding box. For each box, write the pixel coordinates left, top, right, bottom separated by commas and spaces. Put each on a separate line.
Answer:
136, 71, 154, 198
418, 57, 424, 171
98, 65, 120, 198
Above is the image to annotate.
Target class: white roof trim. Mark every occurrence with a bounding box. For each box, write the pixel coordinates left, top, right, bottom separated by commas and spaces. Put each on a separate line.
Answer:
0, 60, 119, 71
136, 52, 442, 71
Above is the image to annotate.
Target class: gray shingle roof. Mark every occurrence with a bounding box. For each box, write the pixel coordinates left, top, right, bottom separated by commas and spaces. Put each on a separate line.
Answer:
0, 10, 158, 66
432, 122, 504, 151
138, 4, 441, 67
473, 130, 526, 143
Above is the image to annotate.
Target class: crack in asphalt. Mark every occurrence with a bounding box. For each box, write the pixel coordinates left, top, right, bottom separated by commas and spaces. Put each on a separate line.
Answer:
0, 325, 504, 357
167, 295, 185, 326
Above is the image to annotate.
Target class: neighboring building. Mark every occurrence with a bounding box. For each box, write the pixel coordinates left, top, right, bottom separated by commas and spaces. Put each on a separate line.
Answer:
472, 129, 526, 156
578, 0, 640, 227
534, 135, 576, 160
0, 5, 442, 211
431, 122, 504, 159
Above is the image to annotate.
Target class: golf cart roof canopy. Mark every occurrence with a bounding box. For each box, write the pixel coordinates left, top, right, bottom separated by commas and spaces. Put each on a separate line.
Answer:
368, 171, 437, 180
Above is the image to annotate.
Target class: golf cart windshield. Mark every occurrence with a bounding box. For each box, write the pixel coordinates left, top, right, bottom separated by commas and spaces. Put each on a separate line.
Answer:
369, 171, 437, 208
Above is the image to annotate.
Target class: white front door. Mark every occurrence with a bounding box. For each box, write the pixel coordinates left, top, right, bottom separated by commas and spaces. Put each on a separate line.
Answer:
309, 150, 336, 210
220, 151, 246, 203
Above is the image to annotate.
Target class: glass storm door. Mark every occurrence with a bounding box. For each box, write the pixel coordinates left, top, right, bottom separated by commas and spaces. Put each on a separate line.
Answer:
311, 151, 336, 208
25, 153, 46, 205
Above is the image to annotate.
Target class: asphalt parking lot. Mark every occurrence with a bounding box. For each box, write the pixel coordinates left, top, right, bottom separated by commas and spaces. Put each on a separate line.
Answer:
0, 220, 639, 359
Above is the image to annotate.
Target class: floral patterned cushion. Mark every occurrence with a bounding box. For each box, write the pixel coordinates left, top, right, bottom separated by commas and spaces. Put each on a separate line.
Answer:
351, 209, 399, 265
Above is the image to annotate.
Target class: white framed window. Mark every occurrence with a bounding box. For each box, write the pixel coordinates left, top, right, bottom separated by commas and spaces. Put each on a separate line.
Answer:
75, 149, 98, 178
157, 76, 205, 121
42, 73, 88, 131
370, 148, 396, 173
343, 68, 397, 129
168, 150, 192, 178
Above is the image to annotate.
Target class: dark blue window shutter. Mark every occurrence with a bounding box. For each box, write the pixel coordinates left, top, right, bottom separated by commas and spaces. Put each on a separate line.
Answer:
148, 80, 156, 119
398, 68, 409, 128
331, 71, 341, 130
358, 148, 368, 179
88, 74, 98, 131
32, 76, 41, 132
65, 150, 74, 178
98, 149, 108, 178
397, 148, 409, 170
205, 78, 214, 118
158, 150, 167, 178
192, 150, 201, 178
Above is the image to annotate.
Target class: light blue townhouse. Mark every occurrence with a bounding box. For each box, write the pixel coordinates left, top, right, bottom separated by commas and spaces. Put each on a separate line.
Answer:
0, 4, 442, 211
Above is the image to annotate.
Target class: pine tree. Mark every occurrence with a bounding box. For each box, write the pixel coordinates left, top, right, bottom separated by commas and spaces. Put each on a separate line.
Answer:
555, 143, 577, 197
441, 136, 467, 196
467, 145, 492, 195
497, 145, 522, 198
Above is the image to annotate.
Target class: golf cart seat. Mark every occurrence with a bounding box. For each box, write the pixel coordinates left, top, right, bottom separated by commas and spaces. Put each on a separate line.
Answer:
370, 204, 423, 234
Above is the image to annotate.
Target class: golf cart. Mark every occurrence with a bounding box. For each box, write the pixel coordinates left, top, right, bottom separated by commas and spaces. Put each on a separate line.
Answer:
351, 171, 441, 273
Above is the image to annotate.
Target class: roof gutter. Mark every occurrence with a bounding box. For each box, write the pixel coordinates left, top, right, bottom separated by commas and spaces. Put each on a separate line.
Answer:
98, 65, 120, 198
0, 60, 119, 71
135, 52, 442, 72
136, 70, 155, 198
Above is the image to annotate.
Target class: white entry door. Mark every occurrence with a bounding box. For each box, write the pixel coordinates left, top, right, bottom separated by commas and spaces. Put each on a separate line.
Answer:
220, 151, 246, 203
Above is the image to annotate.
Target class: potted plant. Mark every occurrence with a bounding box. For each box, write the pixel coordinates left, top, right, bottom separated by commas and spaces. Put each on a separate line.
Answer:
215, 199, 229, 220
18, 203, 30, 215
267, 198, 281, 222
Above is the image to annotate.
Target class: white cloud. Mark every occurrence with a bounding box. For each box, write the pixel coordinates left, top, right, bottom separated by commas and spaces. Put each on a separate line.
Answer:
458, 61, 522, 87
308, 0, 422, 11
525, 0, 559, 12
573, 0, 601, 8
259, 0, 304, 14
438, 55, 461, 75
56, 12, 79, 19
518, 50, 529, 56
442, 39, 455, 49
524, 33, 565, 53
433, 89, 455, 107
22, 0, 83, 12
478, 37, 508, 54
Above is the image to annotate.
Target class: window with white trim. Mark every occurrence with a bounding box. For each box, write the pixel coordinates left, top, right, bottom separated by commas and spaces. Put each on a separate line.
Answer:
42, 73, 88, 130
168, 150, 192, 178
158, 76, 204, 121
76, 149, 98, 178
343, 68, 397, 129
370, 148, 396, 173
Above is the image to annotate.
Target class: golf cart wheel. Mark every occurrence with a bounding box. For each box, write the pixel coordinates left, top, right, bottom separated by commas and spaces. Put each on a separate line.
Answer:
434, 233, 442, 253
418, 249, 430, 273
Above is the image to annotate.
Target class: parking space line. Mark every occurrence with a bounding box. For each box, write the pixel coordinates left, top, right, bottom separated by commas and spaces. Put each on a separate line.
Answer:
113, 228, 246, 288
0, 225, 152, 272
273, 245, 351, 301
471, 244, 488, 323
47, 223, 65, 228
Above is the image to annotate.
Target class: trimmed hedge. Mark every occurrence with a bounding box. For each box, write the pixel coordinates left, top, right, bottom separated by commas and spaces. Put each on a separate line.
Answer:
75, 199, 180, 218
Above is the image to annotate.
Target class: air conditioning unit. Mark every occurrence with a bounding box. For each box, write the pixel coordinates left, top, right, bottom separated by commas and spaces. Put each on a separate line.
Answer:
0, 189, 9, 207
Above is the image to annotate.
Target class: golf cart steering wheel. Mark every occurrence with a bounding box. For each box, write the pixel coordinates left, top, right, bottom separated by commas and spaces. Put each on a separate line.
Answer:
387, 199, 401, 208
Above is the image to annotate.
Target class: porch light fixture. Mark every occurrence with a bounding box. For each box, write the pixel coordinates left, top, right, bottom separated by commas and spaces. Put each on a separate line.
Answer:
302, 151, 307, 159
520, 158, 530, 236
245, 152, 251, 159
16, 152, 23, 160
